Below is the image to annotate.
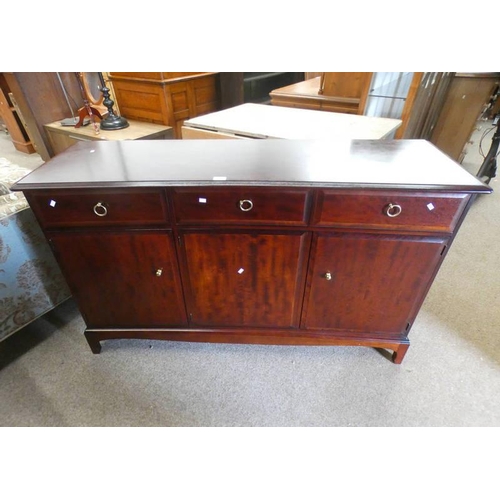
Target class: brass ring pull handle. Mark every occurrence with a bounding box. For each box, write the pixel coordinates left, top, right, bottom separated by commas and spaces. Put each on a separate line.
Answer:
239, 199, 253, 212
324, 272, 332, 281
93, 202, 108, 217
384, 203, 402, 218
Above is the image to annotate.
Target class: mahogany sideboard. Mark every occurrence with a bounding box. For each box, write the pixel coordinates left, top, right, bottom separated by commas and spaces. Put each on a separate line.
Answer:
12, 139, 491, 363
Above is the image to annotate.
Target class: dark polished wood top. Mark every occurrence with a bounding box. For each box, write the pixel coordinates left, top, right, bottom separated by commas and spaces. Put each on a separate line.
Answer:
12, 139, 491, 193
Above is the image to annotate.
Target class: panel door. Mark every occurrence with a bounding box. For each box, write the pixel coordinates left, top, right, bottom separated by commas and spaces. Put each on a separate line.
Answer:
181, 231, 309, 328
302, 233, 447, 333
49, 231, 187, 328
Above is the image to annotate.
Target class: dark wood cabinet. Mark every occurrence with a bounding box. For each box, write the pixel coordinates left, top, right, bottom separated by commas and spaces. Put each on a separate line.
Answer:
14, 139, 490, 363
48, 231, 187, 329
302, 233, 447, 333
181, 231, 309, 328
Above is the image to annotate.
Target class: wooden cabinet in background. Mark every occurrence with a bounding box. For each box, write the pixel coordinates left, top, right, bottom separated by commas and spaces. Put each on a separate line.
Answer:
430, 73, 500, 162
0, 74, 36, 154
270, 73, 372, 115
108, 72, 220, 138
319, 72, 372, 110
44, 119, 173, 156
2, 72, 86, 161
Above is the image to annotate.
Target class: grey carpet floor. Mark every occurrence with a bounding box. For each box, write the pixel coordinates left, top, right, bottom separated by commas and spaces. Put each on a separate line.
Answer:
0, 126, 499, 427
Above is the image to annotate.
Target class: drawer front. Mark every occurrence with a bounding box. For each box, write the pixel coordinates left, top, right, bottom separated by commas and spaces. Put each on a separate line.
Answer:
173, 188, 310, 225
314, 190, 469, 232
28, 189, 169, 228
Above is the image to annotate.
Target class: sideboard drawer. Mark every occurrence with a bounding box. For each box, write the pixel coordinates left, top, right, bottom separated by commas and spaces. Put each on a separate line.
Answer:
173, 188, 311, 225
314, 190, 469, 232
28, 189, 169, 228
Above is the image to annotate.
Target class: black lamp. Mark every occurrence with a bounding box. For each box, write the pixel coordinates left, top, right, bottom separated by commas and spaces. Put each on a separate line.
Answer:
98, 72, 129, 130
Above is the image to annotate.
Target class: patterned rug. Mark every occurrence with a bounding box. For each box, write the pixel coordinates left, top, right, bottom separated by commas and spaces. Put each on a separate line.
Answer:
0, 157, 31, 220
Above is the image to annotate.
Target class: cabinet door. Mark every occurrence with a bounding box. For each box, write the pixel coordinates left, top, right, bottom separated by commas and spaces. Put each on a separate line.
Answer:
49, 231, 187, 328
182, 231, 309, 328
302, 233, 447, 333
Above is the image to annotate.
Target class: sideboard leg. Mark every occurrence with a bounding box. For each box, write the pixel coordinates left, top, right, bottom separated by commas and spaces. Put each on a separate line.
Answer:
392, 344, 409, 364
84, 332, 102, 354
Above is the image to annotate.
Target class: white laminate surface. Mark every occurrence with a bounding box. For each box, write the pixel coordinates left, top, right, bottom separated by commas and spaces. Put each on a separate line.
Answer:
183, 103, 402, 140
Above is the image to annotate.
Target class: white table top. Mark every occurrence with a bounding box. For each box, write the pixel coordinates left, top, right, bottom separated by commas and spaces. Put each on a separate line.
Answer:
183, 103, 402, 140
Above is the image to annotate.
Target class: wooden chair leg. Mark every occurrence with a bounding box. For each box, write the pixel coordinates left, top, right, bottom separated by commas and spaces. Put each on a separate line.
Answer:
392, 343, 409, 364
